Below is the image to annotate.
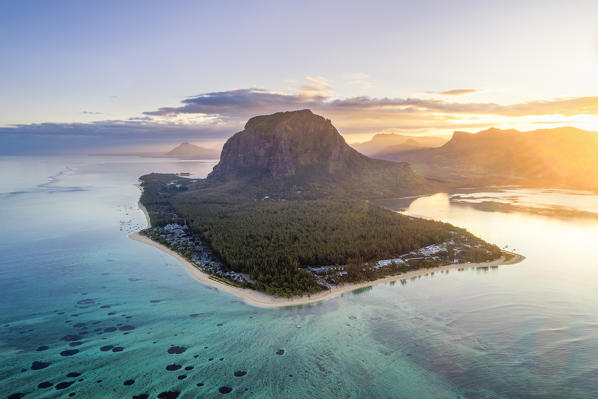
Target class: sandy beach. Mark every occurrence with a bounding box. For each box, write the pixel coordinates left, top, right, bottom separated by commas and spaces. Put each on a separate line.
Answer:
131, 198, 525, 308
130, 237, 525, 308
130, 232, 524, 308
137, 200, 151, 228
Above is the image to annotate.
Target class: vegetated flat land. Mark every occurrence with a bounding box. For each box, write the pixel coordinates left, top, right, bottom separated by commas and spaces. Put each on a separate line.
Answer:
140, 174, 502, 297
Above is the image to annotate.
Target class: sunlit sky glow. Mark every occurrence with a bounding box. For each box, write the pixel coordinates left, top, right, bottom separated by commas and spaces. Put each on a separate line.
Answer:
1, 0, 597, 153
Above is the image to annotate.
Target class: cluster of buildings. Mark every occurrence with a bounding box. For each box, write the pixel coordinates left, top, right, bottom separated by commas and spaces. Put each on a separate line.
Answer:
305, 241, 457, 287
144, 223, 250, 284
145, 223, 492, 290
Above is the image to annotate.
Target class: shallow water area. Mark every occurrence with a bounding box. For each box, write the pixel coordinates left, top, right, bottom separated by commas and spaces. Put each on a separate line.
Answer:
2, 156, 598, 398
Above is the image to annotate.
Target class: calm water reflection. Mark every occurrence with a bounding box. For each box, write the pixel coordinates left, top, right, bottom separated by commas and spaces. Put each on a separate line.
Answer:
1, 157, 598, 398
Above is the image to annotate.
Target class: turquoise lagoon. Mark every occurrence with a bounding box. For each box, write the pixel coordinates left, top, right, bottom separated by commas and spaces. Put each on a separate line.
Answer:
1, 156, 598, 398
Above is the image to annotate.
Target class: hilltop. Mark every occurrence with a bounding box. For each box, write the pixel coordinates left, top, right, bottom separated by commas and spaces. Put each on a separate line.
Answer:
137, 110, 508, 298
384, 126, 598, 190
205, 110, 435, 199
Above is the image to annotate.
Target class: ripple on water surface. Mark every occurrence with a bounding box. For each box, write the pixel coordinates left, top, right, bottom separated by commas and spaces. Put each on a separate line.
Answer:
2, 157, 598, 398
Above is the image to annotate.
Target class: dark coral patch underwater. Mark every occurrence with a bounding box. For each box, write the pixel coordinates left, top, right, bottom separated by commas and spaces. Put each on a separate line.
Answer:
31, 361, 51, 370
167, 345, 186, 354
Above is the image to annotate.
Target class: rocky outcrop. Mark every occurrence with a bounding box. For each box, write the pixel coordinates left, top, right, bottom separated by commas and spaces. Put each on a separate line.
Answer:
209, 110, 364, 179
203, 109, 433, 198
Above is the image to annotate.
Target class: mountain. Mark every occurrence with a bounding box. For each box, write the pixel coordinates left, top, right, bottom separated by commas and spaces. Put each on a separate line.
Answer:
163, 142, 220, 159
385, 127, 598, 190
206, 109, 435, 198
138, 110, 503, 297
351, 133, 447, 157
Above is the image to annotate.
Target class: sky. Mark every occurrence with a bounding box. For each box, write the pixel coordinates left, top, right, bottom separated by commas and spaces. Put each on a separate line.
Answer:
1, 0, 597, 153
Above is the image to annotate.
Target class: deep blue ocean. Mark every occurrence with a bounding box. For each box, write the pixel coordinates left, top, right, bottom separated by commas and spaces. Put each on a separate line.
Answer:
2, 156, 598, 398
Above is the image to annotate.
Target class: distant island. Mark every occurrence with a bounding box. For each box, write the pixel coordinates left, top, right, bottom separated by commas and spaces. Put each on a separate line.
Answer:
132, 110, 523, 306
161, 142, 221, 160
90, 142, 221, 159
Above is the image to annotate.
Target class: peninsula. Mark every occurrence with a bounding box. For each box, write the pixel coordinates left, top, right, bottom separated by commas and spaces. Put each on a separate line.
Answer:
133, 110, 523, 306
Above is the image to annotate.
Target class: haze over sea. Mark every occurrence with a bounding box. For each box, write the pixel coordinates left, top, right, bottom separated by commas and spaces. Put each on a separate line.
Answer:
2, 155, 598, 398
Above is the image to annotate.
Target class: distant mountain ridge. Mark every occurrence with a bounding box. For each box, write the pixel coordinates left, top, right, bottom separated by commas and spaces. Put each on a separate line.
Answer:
205, 109, 435, 198
164, 142, 220, 159
384, 126, 598, 190
351, 133, 447, 157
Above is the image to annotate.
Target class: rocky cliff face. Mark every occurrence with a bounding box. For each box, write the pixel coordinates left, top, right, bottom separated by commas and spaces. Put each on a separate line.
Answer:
209, 109, 365, 179
205, 109, 432, 198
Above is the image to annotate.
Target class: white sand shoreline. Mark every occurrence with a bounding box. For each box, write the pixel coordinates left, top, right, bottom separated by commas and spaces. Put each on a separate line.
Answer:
138, 201, 151, 228
131, 194, 525, 308
130, 232, 524, 308
130, 238, 526, 309
134, 184, 151, 227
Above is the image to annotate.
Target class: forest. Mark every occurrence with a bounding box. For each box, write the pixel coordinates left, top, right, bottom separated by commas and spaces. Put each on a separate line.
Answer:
140, 174, 501, 297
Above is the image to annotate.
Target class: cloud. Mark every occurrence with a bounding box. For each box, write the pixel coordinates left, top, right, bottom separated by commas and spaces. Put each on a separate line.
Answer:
4, 80, 598, 154
304, 76, 331, 88
326, 95, 598, 118
299, 76, 332, 97
490, 97, 598, 117
0, 117, 235, 154
82, 110, 103, 115
429, 88, 481, 96
343, 73, 372, 89
144, 88, 328, 118
533, 120, 571, 124
144, 89, 598, 120
4, 118, 232, 137
139, 89, 598, 137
